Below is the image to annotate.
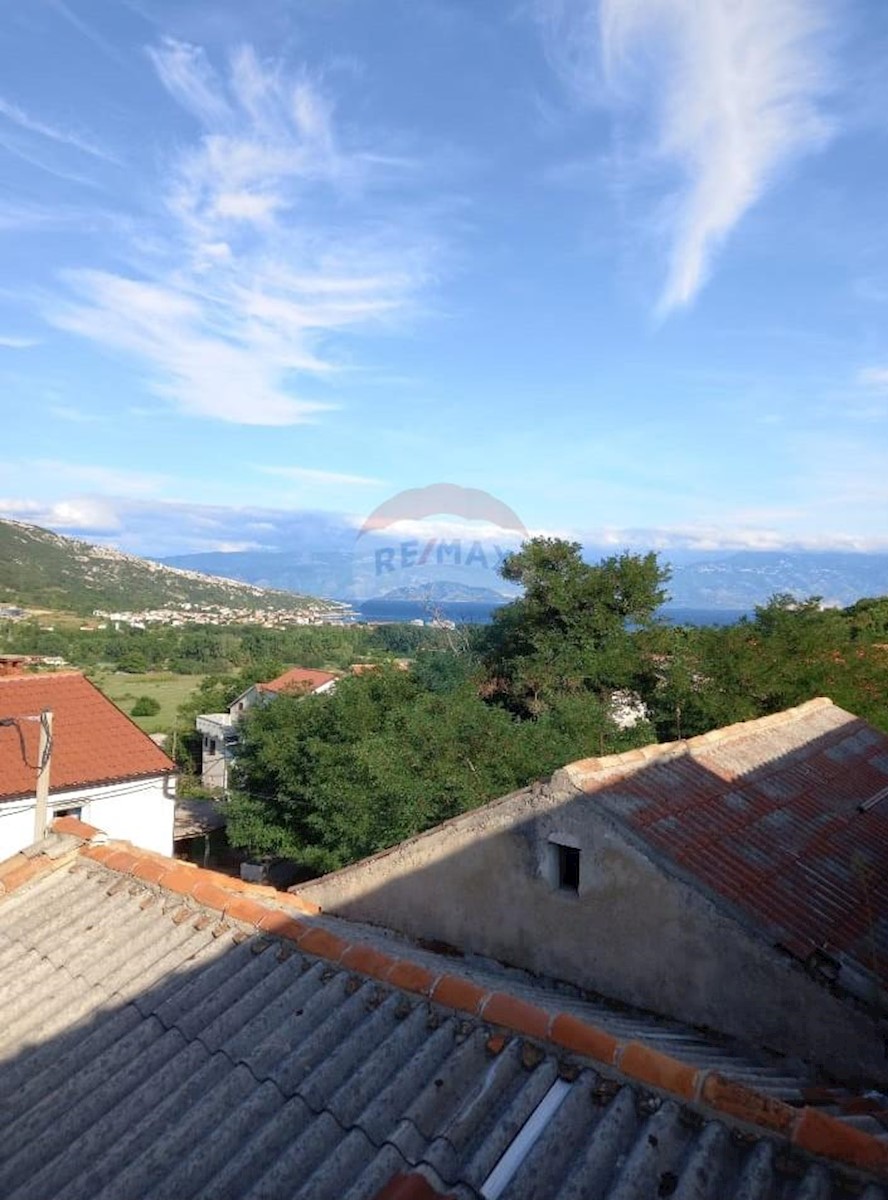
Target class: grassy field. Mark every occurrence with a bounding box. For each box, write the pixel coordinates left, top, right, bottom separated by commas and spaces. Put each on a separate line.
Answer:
90, 671, 205, 734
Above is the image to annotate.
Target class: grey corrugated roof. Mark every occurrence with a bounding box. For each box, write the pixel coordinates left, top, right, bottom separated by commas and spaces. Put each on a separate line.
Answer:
1, 861, 885, 1199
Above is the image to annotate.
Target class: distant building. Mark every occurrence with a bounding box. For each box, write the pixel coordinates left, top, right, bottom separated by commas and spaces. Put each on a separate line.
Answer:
0, 671, 176, 858
197, 667, 339, 790
298, 697, 888, 1087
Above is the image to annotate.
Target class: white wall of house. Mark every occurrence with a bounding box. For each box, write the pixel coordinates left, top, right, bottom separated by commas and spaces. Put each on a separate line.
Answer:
0, 773, 176, 859
201, 735, 235, 789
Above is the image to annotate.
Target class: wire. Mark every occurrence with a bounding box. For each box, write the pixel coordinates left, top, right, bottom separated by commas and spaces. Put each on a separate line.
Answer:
0, 713, 53, 772
39, 711, 53, 772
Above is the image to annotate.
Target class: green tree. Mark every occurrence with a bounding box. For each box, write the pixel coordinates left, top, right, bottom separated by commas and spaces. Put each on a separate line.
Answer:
484, 539, 670, 713
131, 695, 161, 717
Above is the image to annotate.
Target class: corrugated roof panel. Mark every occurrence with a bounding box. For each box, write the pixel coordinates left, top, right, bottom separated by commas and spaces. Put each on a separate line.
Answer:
1, 861, 885, 1199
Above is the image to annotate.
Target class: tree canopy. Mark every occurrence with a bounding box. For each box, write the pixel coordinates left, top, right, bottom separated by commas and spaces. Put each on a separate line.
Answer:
148, 536, 888, 874
484, 539, 670, 713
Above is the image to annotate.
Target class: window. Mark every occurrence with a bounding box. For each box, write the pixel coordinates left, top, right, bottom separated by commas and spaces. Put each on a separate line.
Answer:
55, 806, 82, 821
557, 844, 580, 892
209, 738, 217, 755
545, 835, 581, 893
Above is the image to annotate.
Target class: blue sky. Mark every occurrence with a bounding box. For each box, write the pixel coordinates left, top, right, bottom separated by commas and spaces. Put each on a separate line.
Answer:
1, 0, 887, 557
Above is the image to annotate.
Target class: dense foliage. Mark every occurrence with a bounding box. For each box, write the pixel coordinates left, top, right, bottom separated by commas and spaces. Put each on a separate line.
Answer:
0, 619, 441, 676
225, 661, 651, 872
8, 535, 888, 874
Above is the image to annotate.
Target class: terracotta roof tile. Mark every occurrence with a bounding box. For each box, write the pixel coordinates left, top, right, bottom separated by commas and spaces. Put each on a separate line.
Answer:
0, 672, 174, 801
258, 667, 338, 695
559, 698, 888, 991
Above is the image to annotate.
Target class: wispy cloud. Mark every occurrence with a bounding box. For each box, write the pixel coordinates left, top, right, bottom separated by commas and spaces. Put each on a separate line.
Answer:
0, 335, 38, 349
48, 405, 100, 423
47, 0, 130, 66
25, 459, 169, 495
47, 39, 437, 425
0, 96, 118, 163
259, 466, 385, 487
536, 0, 834, 311
858, 366, 888, 389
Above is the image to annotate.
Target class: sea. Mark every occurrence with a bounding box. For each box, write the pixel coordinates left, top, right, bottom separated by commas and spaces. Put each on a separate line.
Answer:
354, 600, 751, 627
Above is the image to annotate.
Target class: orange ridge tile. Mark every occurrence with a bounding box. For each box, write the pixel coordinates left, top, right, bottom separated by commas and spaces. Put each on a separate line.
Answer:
617, 1042, 699, 1100
130, 858, 169, 886
481, 993, 553, 1042
296, 926, 351, 962
698, 1072, 796, 1135
792, 1107, 888, 1175
256, 910, 308, 942
62, 839, 888, 1181
223, 895, 272, 927
80, 843, 116, 864
340, 943, 395, 980
549, 1013, 620, 1065
0, 855, 52, 894
383, 959, 438, 997
190, 880, 234, 913
158, 866, 201, 896
103, 849, 141, 874
51, 815, 104, 841
430, 974, 489, 1015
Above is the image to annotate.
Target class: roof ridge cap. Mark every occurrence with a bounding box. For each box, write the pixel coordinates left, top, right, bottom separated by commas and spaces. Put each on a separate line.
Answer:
559, 698, 838, 789
0, 669, 86, 683
0, 815, 104, 898
72, 840, 888, 1181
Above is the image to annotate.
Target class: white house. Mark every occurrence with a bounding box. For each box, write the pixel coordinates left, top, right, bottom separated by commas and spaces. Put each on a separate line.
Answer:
197, 666, 338, 790
0, 671, 176, 858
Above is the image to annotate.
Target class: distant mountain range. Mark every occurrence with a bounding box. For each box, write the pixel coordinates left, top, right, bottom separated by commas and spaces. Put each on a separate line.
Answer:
664, 551, 888, 610
160, 545, 888, 609
0, 520, 336, 616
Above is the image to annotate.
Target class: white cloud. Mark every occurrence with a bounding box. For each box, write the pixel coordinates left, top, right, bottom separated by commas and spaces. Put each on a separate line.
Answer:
537, 0, 834, 311
0, 335, 38, 349
0, 495, 123, 533
259, 466, 385, 487
47, 39, 436, 425
146, 38, 232, 125
858, 366, 888, 389
587, 523, 888, 553
0, 96, 118, 163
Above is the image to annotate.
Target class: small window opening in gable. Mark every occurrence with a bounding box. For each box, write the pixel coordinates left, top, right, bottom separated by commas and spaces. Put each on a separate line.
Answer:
557, 844, 580, 892
55, 805, 82, 821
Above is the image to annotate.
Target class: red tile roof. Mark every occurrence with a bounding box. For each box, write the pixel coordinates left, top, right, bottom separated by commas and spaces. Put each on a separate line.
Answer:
560, 698, 888, 991
258, 667, 338, 695
0, 672, 175, 801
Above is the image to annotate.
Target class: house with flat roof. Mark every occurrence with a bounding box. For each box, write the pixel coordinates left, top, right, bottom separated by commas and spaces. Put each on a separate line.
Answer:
0, 671, 176, 858
0, 815, 886, 1198
296, 698, 888, 1087
197, 667, 339, 789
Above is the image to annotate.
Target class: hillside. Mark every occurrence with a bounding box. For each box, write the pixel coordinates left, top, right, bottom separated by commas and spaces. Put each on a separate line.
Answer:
0, 520, 336, 616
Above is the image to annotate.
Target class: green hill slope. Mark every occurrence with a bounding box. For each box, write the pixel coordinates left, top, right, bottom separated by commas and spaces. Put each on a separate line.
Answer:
0, 519, 334, 615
